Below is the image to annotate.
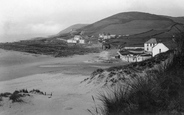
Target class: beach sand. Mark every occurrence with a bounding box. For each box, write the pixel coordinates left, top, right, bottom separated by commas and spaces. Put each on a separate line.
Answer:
0, 49, 128, 115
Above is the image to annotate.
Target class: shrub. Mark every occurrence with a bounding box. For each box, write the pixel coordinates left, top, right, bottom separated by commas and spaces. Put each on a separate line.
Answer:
9, 90, 24, 103
91, 69, 104, 79
29, 89, 44, 95
0, 92, 12, 97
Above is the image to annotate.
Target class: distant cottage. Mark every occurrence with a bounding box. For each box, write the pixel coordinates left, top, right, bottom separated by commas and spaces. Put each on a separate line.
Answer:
67, 35, 85, 44
73, 35, 82, 41
144, 38, 157, 53
99, 33, 116, 40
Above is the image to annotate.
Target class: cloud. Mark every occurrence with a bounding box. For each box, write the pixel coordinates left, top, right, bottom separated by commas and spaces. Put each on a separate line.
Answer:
27, 22, 63, 34
0, 20, 63, 42
0, 0, 184, 42
125, 0, 184, 16
0, 21, 63, 35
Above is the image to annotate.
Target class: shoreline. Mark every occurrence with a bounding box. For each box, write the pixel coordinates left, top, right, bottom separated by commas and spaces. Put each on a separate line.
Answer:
0, 49, 128, 82
0, 49, 97, 81
0, 49, 129, 115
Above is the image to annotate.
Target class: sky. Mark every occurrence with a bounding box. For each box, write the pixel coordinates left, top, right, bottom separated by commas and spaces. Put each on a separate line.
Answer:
0, 0, 184, 42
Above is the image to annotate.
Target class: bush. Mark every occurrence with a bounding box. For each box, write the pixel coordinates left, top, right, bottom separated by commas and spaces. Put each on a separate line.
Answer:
91, 69, 104, 78
0, 92, 12, 97
9, 90, 24, 103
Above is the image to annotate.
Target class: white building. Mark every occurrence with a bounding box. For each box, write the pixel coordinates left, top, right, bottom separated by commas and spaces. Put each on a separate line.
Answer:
67, 35, 85, 44
73, 35, 82, 41
67, 39, 77, 43
99, 34, 116, 39
79, 39, 85, 44
152, 43, 169, 57
144, 38, 157, 53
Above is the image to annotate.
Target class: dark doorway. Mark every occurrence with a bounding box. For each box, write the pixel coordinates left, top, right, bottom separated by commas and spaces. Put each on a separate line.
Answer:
159, 49, 161, 53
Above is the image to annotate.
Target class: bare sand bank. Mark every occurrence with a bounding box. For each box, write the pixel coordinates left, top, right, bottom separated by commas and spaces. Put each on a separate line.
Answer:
0, 73, 99, 115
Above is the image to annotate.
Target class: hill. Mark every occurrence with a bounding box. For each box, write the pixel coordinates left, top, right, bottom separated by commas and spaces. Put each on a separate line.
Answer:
77, 12, 179, 36
50, 12, 184, 43
32, 12, 184, 49
166, 16, 184, 24
57, 24, 88, 35
2, 12, 184, 55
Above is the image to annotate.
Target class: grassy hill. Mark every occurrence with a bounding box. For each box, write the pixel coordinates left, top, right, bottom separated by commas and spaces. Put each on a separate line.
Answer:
166, 16, 184, 24
77, 12, 179, 36
48, 12, 184, 47
57, 24, 88, 35
1, 12, 184, 57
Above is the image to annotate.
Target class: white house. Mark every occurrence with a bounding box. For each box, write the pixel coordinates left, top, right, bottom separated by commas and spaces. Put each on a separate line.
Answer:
144, 38, 157, 53
79, 39, 85, 44
67, 35, 86, 44
74, 35, 82, 41
67, 39, 77, 43
152, 43, 169, 57
99, 34, 116, 39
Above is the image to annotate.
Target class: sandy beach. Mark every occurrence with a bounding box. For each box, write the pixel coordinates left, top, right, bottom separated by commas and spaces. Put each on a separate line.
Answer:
0, 49, 128, 115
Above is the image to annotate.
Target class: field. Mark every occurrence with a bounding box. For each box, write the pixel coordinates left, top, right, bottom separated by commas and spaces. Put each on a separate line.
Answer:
0, 40, 99, 57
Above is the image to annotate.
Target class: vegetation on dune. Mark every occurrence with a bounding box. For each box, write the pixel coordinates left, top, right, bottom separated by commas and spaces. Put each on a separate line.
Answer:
85, 49, 173, 86
88, 32, 184, 115
9, 91, 26, 103
0, 40, 99, 57
0, 89, 52, 104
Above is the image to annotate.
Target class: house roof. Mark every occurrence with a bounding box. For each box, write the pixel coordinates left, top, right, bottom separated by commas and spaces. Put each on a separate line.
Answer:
145, 38, 157, 44
119, 50, 145, 55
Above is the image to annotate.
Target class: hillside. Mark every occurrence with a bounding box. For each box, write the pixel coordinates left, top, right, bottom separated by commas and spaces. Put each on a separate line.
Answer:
1, 12, 184, 56
77, 12, 179, 36
57, 24, 88, 35
49, 12, 184, 46
166, 16, 184, 24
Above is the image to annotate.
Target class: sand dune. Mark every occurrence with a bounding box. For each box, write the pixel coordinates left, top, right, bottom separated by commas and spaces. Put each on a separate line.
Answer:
0, 73, 98, 115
